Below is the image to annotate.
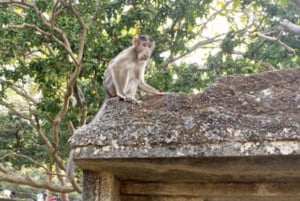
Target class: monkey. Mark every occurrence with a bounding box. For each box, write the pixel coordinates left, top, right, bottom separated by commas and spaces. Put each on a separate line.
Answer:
90, 34, 163, 122
66, 35, 164, 180
103, 34, 162, 103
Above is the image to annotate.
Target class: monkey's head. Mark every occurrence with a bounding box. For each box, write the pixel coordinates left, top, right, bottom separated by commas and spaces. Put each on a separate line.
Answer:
132, 35, 155, 61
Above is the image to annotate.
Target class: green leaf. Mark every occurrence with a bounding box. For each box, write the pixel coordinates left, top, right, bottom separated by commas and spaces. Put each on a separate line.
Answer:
233, 0, 241, 10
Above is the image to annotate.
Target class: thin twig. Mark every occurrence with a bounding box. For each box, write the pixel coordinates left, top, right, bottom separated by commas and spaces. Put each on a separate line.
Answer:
257, 32, 296, 53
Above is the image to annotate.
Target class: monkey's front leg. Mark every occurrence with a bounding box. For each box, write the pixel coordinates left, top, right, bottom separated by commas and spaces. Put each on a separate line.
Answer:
121, 77, 141, 104
125, 95, 142, 104
117, 93, 141, 104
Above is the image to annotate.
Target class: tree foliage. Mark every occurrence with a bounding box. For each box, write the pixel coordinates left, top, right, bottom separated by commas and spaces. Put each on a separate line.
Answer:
0, 0, 299, 200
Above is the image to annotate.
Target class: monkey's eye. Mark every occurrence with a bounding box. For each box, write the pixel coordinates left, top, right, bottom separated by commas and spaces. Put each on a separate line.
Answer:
143, 43, 152, 48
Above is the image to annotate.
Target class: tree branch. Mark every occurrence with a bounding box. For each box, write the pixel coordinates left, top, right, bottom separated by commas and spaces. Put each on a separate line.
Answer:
257, 32, 296, 53
60, 0, 85, 27
280, 19, 300, 35
52, 0, 101, 148
0, 95, 79, 192
0, 172, 75, 193
293, 0, 300, 7
0, 165, 8, 174
1, 1, 79, 66
0, 100, 31, 121
87, 0, 101, 27
159, 1, 235, 68
159, 34, 224, 68
0, 153, 50, 174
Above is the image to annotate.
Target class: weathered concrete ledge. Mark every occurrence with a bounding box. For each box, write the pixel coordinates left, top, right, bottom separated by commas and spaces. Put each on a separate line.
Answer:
70, 68, 300, 159
69, 68, 300, 201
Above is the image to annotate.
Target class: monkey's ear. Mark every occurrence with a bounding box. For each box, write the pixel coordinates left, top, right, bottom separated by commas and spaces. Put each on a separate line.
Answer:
132, 37, 139, 47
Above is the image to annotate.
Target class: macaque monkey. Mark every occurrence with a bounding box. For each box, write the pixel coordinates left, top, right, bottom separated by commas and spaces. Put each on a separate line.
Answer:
66, 35, 163, 180
103, 34, 162, 104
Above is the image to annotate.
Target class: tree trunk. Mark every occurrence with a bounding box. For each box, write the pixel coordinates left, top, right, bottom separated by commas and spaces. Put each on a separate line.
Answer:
280, 19, 300, 35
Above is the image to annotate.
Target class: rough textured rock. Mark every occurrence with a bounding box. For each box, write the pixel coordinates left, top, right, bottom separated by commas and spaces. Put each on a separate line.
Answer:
71, 68, 300, 201
70, 68, 300, 159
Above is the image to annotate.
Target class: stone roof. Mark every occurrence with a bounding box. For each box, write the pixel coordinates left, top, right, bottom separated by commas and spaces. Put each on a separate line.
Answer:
69, 68, 300, 159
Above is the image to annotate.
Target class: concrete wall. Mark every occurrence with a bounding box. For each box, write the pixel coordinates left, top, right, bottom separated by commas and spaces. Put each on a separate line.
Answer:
70, 68, 300, 201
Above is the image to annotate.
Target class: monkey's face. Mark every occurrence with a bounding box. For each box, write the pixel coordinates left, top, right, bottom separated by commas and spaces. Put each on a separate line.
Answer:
135, 40, 155, 61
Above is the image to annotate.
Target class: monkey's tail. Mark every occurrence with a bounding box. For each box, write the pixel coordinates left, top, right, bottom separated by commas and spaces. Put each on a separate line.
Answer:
90, 94, 110, 124
66, 94, 112, 180
66, 150, 75, 181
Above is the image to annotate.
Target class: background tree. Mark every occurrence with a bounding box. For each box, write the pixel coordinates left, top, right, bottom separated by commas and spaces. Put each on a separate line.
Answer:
0, 0, 299, 200
244, 0, 300, 69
